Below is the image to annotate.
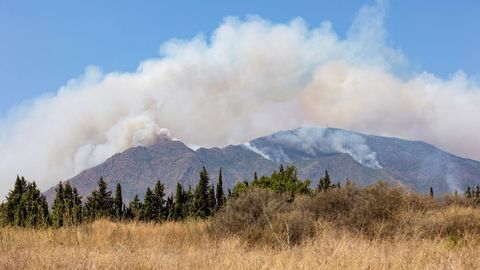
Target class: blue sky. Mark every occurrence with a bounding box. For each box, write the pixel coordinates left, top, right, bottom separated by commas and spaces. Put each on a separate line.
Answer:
0, 0, 479, 115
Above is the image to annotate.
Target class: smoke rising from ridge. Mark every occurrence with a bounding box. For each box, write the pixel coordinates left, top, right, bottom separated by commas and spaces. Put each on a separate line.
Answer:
1, 1, 480, 198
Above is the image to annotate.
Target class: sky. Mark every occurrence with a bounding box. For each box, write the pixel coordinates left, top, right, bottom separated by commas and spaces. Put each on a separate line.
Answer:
1, 0, 479, 115
0, 0, 479, 198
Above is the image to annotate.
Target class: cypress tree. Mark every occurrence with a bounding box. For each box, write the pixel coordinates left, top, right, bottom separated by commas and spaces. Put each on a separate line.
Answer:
51, 182, 65, 227
254, 171, 258, 181
193, 167, 210, 218
430, 186, 434, 198
216, 169, 225, 209
114, 183, 123, 220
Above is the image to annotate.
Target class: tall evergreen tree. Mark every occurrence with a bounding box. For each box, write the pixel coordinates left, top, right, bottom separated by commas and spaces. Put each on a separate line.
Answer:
216, 169, 225, 209
23, 182, 48, 228
173, 183, 185, 220
72, 187, 83, 225
165, 194, 174, 220
114, 183, 123, 219
36, 195, 50, 227
63, 183, 75, 226
142, 188, 156, 221
4, 176, 27, 226
51, 182, 65, 227
84, 177, 114, 220
184, 186, 194, 218
1, 176, 49, 228
153, 181, 166, 221
430, 186, 434, 198
317, 169, 332, 192
193, 167, 210, 218
126, 194, 143, 221
207, 185, 216, 214
0, 202, 7, 227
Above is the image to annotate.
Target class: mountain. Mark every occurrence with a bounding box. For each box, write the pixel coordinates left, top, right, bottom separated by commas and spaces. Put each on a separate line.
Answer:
44, 127, 480, 203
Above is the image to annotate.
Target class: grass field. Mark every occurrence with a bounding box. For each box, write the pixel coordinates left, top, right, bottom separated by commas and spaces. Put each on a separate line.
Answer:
1, 216, 479, 270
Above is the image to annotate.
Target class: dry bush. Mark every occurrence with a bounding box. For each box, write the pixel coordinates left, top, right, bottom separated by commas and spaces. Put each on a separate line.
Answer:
298, 182, 407, 237
412, 206, 480, 238
298, 184, 359, 221
270, 210, 316, 246
212, 189, 316, 247
213, 182, 480, 244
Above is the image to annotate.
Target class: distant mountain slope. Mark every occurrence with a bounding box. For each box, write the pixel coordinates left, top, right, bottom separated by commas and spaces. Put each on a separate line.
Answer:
44, 127, 480, 203
248, 127, 480, 193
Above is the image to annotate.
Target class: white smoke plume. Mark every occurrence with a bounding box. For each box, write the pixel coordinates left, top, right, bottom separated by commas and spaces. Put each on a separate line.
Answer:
244, 127, 382, 169
1, 1, 480, 198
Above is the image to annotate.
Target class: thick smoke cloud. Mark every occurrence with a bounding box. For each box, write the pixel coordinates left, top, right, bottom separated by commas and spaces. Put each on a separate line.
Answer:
1, 1, 479, 198
244, 127, 382, 169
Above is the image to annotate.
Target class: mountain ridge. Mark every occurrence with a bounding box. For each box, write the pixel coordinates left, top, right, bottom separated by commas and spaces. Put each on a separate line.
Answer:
44, 127, 480, 203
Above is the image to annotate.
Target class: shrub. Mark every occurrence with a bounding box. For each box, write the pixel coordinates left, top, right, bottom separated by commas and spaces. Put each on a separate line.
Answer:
211, 189, 315, 247
414, 206, 480, 238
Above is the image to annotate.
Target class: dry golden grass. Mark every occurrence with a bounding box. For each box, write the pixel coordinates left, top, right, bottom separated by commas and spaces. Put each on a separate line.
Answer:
1, 216, 480, 270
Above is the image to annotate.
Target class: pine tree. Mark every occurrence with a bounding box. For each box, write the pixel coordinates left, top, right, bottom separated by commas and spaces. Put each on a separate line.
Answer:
430, 186, 434, 198
165, 194, 174, 220
1, 177, 50, 228
153, 181, 166, 221
142, 188, 155, 221
207, 185, 216, 214
193, 167, 210, 218
317, 170, 332, 192
184, 186, 194, 218
37, 195, 50, 228
63, 183, 75, 226
0, 202, 6, 227
114, 183, 123, 220
254, 171, 258, 181
51, 182, 65, 227
72, 187, 83, 225
127, 194, 143, 221
216, 169, 225, 209
84, 177, 114, 220
4, 176, 27, 226
173, 183, 185, 220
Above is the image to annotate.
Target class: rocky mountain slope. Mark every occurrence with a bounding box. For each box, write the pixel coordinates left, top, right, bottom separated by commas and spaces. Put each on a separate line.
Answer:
44, 127, 480, 203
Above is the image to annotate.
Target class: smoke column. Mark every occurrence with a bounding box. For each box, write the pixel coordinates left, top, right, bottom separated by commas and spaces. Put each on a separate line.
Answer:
0, 1, 479, 198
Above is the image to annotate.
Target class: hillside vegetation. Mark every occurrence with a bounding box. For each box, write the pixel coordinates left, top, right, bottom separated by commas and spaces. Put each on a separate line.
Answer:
1, 165, 480, 269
